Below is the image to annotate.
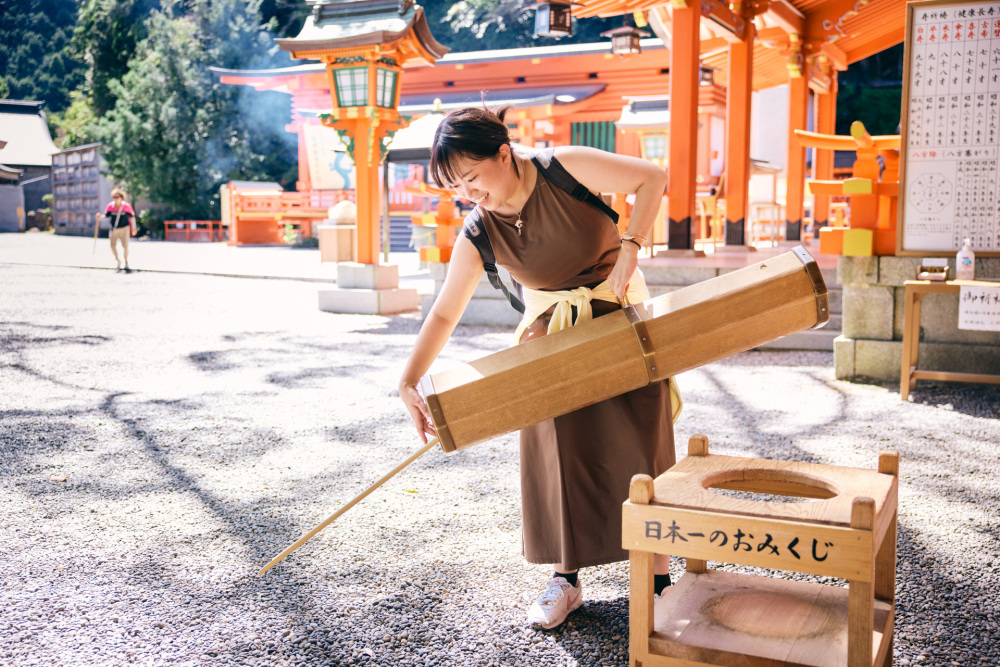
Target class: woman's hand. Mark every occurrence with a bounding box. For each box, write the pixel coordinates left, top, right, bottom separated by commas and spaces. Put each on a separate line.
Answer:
399, 380, 437, 443
608, 240, 639, 301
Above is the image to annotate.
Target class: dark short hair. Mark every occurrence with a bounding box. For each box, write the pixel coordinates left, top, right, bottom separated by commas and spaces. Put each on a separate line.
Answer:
430, 105, 515, 187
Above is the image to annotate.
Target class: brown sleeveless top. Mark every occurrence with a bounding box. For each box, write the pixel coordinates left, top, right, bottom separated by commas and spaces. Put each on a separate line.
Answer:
464, 151, 621, 292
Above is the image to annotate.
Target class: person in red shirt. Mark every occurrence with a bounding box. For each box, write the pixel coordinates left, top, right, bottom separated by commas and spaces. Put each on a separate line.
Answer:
97, 188, 137, 273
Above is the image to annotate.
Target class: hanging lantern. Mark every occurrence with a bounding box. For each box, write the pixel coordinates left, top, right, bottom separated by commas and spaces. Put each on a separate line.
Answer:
699, 62, 716, 87
600, 24, 649, 56
330, 56, 401, 109
530, 1, 575, 38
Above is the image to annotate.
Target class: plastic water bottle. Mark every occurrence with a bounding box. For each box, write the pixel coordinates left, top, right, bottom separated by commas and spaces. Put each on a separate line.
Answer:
956, 238, 975, 281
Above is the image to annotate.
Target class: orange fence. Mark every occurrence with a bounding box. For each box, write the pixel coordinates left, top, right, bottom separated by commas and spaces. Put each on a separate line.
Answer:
229, 191, 346, 245
224, 184, 429, 246
165, 220, 226, 242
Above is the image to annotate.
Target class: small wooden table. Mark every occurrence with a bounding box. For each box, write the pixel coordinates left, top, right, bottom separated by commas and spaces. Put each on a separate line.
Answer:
900, 279, 1000, 400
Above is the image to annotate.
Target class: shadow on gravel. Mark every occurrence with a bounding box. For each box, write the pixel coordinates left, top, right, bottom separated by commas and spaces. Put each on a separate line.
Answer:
714, 349, 835, 368
1, 321, 113, 390
0, 415, 93, 498
94, 394, 367, 563
903, 382, 1000, 418
348, 316, 423, 336
893, 518, 994, 661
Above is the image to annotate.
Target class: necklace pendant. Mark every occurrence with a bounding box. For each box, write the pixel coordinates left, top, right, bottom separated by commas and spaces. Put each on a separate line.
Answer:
515, 216, 523, 236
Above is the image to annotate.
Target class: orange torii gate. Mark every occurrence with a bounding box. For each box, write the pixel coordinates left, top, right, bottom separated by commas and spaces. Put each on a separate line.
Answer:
796, 120, 901, 257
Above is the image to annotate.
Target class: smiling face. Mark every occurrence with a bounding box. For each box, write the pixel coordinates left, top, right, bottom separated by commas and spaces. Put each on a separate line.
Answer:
447, 145, 519, 213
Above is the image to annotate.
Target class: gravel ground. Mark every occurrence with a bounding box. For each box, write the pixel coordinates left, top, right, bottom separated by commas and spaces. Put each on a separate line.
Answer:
2, 260, 999, 667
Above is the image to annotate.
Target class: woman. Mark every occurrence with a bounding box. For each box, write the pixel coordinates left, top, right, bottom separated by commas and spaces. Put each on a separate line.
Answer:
97, 188, 137, 273
399, 106, 678, 629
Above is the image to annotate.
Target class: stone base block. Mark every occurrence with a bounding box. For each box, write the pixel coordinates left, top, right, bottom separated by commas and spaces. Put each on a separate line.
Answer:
833, 335, 856, 380
336, 263, 399, 290
421, 294, 521, 327
834, 336, 900, 381
319, 287, 419, 315
835, 335, 1000, 382
842, 285, 894, 340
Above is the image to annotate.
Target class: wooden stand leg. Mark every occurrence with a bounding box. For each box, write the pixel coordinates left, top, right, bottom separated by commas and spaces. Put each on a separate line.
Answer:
900, 287, 924, 400
875, 451, 899, 666
848, 498, 876, 667
628, 474, 655, 667
686, 436, 710, 574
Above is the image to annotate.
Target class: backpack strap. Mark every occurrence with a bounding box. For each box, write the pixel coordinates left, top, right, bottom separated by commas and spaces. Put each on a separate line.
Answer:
463, 209, 526, 314
529, 150, 620, 225
459, 148, 619, 314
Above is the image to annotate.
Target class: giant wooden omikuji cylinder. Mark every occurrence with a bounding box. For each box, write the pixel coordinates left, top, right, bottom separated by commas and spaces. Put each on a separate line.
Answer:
421, 247, 828, 453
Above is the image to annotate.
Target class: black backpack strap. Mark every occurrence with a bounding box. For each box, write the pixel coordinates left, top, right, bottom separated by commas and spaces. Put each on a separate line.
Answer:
529, 149, 619, 224
463, 209, 525, 314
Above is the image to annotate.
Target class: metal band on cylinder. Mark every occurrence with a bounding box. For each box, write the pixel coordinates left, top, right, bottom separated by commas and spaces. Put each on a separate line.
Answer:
624, 305, 659, 384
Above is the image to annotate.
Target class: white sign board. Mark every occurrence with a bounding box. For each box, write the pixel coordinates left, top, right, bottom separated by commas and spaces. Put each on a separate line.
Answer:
899, 0, 1000, 256
958, 283, 1000, 329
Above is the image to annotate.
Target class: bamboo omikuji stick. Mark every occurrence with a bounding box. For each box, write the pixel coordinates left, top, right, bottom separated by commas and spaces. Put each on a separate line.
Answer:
258, 438, 439, 575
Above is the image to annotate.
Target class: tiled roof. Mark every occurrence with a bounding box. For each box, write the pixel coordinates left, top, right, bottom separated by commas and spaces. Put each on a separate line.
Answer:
0, 101, 58, 167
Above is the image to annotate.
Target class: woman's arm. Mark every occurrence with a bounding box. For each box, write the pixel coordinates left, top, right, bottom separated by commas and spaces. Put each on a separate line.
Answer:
553, 146, 667, 299
399, 233, 485, 442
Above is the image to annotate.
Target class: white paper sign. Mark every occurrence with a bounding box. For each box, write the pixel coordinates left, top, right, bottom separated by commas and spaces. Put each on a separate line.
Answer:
958, 284, 1000, 330
303, 123, 356, 191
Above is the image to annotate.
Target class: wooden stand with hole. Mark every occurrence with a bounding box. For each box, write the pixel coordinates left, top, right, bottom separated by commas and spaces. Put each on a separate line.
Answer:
624, 435, 898, 667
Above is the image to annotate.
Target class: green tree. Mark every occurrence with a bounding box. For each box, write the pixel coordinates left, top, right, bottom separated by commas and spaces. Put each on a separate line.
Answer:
0, 0, 85, 113
835, 43, 904, 136
74, 0, 162, 116
98, 0, 295, 219
54, 90, 101, 147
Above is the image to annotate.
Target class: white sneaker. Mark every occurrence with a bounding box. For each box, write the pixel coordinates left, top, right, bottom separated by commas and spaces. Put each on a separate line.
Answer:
527, 576, 583, 629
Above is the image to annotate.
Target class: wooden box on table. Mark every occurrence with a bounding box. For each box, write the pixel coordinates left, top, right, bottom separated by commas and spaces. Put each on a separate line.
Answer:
624, 435, 898, 667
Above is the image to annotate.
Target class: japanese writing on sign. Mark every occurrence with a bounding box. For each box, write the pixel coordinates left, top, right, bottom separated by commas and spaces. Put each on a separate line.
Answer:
902, 2, 1000, 253
958, 283, 1000, 329
643, 520, 834, 562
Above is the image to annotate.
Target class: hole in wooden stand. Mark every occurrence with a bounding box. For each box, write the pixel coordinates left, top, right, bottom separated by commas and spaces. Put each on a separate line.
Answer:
704, 469, 838, 504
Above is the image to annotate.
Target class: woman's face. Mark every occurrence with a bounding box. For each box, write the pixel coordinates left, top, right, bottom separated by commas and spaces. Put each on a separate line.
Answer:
447, 146, 516, 212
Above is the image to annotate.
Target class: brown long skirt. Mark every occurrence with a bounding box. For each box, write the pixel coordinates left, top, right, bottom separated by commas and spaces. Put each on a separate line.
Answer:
518, 301, 676, 570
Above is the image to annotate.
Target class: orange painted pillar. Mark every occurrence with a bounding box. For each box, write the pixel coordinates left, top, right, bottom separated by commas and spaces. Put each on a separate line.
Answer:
813, 75, 837, 229
295, 124, 312, 192
785, 61, 810, 241
667, 2, 700, 250
724, 24, 755, 246
353, 117, 381, 265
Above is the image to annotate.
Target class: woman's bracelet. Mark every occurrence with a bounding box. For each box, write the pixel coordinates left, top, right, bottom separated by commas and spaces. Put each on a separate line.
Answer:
621, 237, 642, 249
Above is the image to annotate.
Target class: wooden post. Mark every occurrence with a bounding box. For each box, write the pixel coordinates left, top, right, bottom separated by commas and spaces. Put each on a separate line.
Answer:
876, 450, 899, 662
628, 474, 655, 667
667, 2, 700, 250
785, 61, 810, 241
724, 24, 755, 247
686, 434, 708, 573
848, 497, 876, 667
813, 77, 838, 229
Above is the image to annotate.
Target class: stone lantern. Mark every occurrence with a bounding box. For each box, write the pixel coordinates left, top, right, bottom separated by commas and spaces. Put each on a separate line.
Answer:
277, 0, 448, 314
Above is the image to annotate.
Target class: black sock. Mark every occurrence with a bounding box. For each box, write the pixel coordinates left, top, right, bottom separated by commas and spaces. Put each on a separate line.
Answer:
554, 571, 578, 587
654, 573, 672, 594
